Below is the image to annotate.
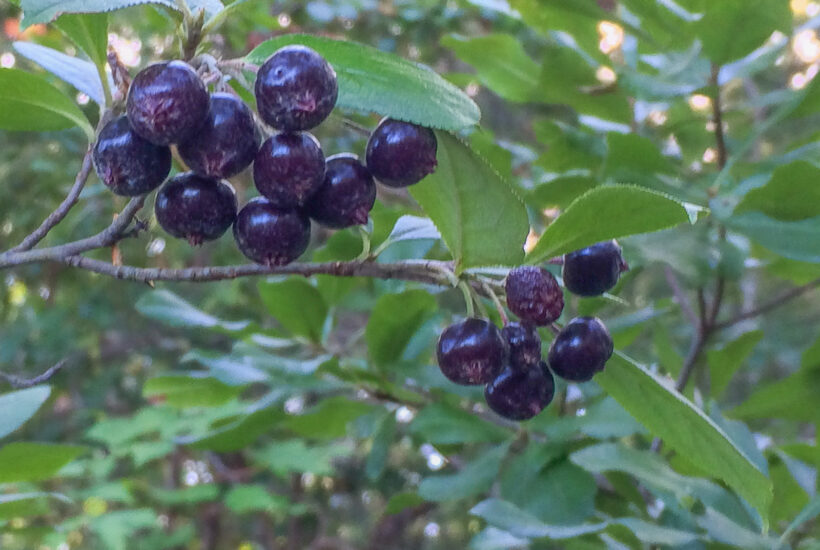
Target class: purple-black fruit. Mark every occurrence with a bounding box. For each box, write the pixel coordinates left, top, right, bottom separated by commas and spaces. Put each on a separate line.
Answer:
436, 318, 506, 385
502, 322, 541, 369
255, 45, 338, 131
154, 172, 237, 245
484, 362, 555, 421
562, 240, 627, 297
233, 197, 311, 266
547, 317, 613, 382
92, 115, 171, 196
304, 154, 376, 228
253, 132, 325, 208
177, 93, 259, 179
126, 60, 209, 145
365, 118, 437, 188
505, 266, 564, 326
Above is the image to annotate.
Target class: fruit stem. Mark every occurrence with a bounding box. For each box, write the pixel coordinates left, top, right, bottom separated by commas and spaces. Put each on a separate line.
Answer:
356, 226, 372, 261
481, 280, 509, 325
458, 280, 475, 318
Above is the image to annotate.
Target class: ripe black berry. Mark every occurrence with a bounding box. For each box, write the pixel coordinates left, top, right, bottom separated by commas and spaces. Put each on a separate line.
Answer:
154, 172, 237, 245
365, 118, 437, 188
562, 240, 627, 297
505, 266, 564, 326
233, 197, 311, 266
304, 154, 376, 228
127, 61, 209, 145
502, 322, 541, 369
484, 362, 555, 421
177, 93, 259, 179
547, 317, 614, 382
92, 115, 171, 196
436, 318, 506, 385
255, 45, 338, 131
253, 132, 325, 208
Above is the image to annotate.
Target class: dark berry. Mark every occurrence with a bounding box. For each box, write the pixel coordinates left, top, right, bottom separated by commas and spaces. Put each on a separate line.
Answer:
562, 240, 627, 297
547, 317, 614, 382
304, 154, 376, 228
365, 118, 437, 188
126, 60, 209, 145
92, 115, 171, 196
484, 362, 555, 421
255, 45, 338, 131
233, 197, 311, 266
154, 172, 237, 245
253, 132, 325, 208
436, 318, 506, 385
502, 322, 541, 369
505, 266, 564, 326
177, 93, 259, 179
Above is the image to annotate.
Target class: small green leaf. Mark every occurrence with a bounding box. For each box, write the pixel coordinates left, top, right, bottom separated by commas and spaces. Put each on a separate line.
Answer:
283, 396, 374, 440
143, 375, 242, 408
725, 212, 820, 263
54, 12, 108, 68
707, 331, 764, 398
385, 492, 426, 515
0, 442, 85, 483
735, 161, 820, 221
527, 185, 692, 263
365, 413, 396, 481
418, 443, 510, 502
13, 41, 105, 105
470, 498, 608, 539
258, 278, 327, 342
253, 439, 352, 476
526, 175, 597, 210
0, 386, 51, 440
20, 0, 223, 28
410, 403, 508, 445
0, 68, 93, 140
386, 215, 441, 244
410, 131, 529, 271
604, 133, 675, 181
225, 485, 288, 515
247, 34, 479, 130
136, 289, 250, 332
779, 495, 820, 547
366, 290, 436, 367
0, 492, 71, 520
182, 406, 283, 451
149, 485, 218, 505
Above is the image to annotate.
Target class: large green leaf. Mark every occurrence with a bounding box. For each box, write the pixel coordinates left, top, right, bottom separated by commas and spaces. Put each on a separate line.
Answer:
527, 185, 693, 263
258, 278, 328, 342
54, 12, 108, 68
13, 41, 105, 105
136, 289, 250, 332
366, 290, 436, 367
246, 34, 479, 130
0, 386, 51, 440
0, 68, 93, 140
410, 403, 509, 445
143, 374, 242, 408
410, 131, 528, 271
596, 353, 772, 524
707, 331, 764, 398
282, 396, 374, 440
0, 442, 85, 483
253, 439, 352, 476
20, 0, 223, 27
735, 162, 820, 221
0, 492, 71, 520
725, 212, 820, 263
470, 498, 608, 539
418, 443, 510, 502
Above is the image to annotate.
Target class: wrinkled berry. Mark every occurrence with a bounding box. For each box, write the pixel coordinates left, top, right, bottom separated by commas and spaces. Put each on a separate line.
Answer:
233, 197, 311, 266
253, 132, 325, 208
485, 362, 555, 421
127, 60, 209, 145
255, 45, 338, 131
154, 172, 237, 245
304, 154, 376, 228
436, 318, 506, 385
502, 322, 541, 369
562, 240, 627, 297
92, 115, 171, 196
365, 118, 437, 188
505, 266, 564, 326
547, 317, 614, 382
177, 93, 259, 179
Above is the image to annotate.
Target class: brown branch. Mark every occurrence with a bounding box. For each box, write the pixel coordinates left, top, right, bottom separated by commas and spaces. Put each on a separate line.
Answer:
0, 359, 69, 389
714, 277, 820, 330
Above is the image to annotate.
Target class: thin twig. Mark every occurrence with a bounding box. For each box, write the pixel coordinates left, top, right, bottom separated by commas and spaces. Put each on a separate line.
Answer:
714, 277, 820, 329
0, 359, 69, 389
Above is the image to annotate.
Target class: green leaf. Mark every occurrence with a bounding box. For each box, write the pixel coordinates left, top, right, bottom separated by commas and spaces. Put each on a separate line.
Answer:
603, 133, 675, 181
20, 0, 223, 28
526, 175, 598, 210
725, 212, 820, 263
143, 375, 242, 408
13, 41, 105, 104
410, 403, 509, 445
470, 498, 608, 539
181, 349, 270, 386
247, 34, 479, 130
385, 491, 426, 515
283, 396, 374, 439
258, 278, 327, 342
224, 485, 288, 515
0, 442, 85, 483
779, 495, 820, 547
149, 485, 218, 505
441, 33, 539, 102
731, 368, 820, 423
0, 386, 51, 439
735, 162, 820, 221
527, 185, 692, 263
365, 412, 396, 481
595, 353, 773, 524
90, 509, 158, 550
182, 406, 283, 451
386, 215, 441, 244
0, 492, 71, 520
0, 68, 94, 140
410, 131, 528, 271
418, 443, 510, 502
366, 290, 436, 367
253, 439, 352, 476
707, 331, 764, 398
136, 289, 250, 332
54, 12, 108, 68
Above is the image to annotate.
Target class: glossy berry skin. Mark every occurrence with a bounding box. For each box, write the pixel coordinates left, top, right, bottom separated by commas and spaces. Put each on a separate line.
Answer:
253, 132, 325, 208
154, 173, 237, 245
502, 322, 541, 370
505, 266, 564, 326
304, 154, 376, 228
255, 45, 338, 131
233, 197, 311, 266
436, 318, 506, 385
365, 118, 438, 188
562, 240, 627, 297
92, 115, 171, 196
177, 93, 259, 179
127, 60, 209, 145
547, 317, 614, 382
485, 362, 555, 421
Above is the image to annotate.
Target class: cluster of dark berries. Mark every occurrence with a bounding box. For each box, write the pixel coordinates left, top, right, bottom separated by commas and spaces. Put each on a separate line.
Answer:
92, 46, 438, 264
436, 241, 626, 421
